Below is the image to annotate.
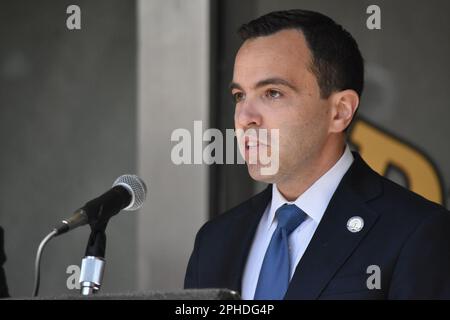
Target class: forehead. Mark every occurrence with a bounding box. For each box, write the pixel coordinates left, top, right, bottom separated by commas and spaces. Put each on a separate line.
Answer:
233, 29, 313, 84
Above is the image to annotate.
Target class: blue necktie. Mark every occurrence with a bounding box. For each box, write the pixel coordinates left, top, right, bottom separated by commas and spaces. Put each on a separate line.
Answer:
254, 204, 307, 300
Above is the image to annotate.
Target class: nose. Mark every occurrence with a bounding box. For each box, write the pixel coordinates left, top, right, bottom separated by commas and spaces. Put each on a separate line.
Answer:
234, 98, 262, 130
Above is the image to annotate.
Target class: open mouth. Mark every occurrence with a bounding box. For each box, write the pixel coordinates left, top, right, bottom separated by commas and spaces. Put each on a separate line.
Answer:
244, 136, 268, 150
245, 136, 257, 149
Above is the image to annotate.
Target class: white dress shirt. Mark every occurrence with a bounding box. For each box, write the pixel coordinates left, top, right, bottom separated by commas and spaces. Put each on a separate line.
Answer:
241, 145, 354, 300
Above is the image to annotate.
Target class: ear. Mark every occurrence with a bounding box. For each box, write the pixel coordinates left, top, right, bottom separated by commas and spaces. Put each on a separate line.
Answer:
328, 89, 359, 133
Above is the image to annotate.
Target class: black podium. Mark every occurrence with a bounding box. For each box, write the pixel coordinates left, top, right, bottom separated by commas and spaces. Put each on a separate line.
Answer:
12, 289, 241, 300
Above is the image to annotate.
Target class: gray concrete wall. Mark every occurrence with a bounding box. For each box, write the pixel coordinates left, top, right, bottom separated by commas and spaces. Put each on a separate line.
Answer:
0, 0, 137, 296
0, 0, 210, 297
137, 0, 210, 291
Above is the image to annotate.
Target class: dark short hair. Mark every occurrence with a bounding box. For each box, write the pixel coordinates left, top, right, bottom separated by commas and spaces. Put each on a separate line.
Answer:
238, 9, 364, 99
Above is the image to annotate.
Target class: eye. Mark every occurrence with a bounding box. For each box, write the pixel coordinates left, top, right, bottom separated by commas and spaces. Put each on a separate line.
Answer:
232, 91, 245, 103
265, 89, 282, 99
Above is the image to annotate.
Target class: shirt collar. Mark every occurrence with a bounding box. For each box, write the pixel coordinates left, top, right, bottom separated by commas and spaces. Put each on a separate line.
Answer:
267, 144, 354, 230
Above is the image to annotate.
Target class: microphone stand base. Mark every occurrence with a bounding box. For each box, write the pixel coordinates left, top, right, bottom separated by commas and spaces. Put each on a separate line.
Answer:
79, 256, 105, 296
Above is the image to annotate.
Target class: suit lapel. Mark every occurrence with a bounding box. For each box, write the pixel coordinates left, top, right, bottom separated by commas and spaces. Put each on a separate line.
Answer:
223, 186, 272, 292
284, 153, 383, 299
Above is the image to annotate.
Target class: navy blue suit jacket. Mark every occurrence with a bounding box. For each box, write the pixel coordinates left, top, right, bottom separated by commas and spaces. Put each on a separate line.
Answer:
184, 153, 450, 299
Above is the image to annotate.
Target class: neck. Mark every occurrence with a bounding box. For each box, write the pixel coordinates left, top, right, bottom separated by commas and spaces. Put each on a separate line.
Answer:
276, 137, 346, 201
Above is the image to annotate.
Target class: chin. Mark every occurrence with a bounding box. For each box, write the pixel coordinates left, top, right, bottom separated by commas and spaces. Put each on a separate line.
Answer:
247, 164, 278, 184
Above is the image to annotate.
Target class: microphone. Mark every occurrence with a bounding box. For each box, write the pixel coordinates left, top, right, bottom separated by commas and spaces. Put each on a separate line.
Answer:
54, 174, 147, 236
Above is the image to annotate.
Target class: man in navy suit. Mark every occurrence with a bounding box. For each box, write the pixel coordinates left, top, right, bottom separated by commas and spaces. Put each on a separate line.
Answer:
184, 9, 450, 299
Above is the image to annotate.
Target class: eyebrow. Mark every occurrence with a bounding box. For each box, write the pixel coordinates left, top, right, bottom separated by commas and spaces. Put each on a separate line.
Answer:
229, 77, 299, 93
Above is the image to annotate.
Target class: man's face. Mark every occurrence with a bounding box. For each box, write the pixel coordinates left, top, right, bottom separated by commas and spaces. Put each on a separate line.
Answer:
232, 29, 333, 184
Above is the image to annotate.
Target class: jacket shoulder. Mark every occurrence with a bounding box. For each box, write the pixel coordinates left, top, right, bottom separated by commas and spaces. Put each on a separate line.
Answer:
377, 173, 448, 220
198, 186, 271, 236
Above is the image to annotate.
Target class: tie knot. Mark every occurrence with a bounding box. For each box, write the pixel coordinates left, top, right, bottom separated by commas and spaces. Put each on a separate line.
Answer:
275, 204, 307, 234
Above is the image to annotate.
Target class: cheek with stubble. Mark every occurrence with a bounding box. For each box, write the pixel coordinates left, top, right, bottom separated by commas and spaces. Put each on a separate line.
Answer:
277, 105, 329, 176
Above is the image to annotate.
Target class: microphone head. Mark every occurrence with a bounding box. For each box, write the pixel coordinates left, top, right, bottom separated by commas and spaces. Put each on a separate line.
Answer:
112, 174, 147, 211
